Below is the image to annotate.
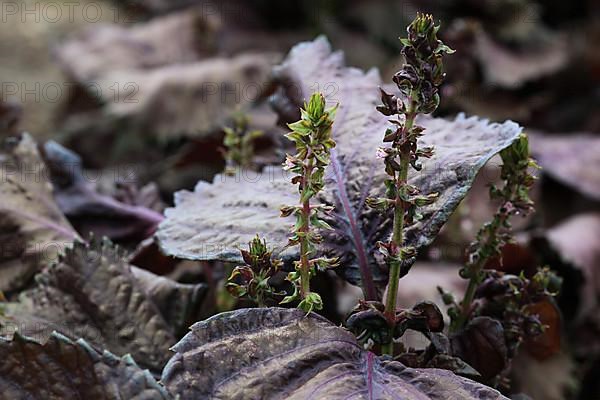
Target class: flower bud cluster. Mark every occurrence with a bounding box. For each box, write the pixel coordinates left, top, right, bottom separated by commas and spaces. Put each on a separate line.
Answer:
368, 14, 453, 286
450, 134, 542, 332
222, 112, 263, 174
280, 93, 339, 313
366, 14, 453, 356
227, 235, 284, 307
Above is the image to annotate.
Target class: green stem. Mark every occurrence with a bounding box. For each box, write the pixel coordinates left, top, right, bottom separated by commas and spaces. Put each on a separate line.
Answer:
299, 203, 311, 299
299, 160, 314, 299
382, 98, 417, 357
257, 295, 266, 309
451, 258, 484, 332
451, 211, 510, 332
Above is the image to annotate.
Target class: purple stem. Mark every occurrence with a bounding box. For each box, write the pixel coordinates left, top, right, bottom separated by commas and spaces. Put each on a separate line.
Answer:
331, 149, 377, 300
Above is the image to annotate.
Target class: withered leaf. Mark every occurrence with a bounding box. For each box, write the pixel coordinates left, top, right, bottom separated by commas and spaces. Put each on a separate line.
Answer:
98, 53, 278, 139
0, 134, 79, 293
55, 8, 219, 82
0, 239, 207, 373
474, 30, 569, 89
132, 267, 210, 338
157, 37, 522, 298
427, 354, 481, 380
162, 307, 508, 399
529, 133, 600, 201
451, 316, 508, 381
55, 8, 278, 139
0, 331, 171, 400
43, 140, 164, 242
545, 213, 600, 322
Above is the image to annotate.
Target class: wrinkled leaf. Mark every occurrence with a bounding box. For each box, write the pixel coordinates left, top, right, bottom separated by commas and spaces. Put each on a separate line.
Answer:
546, 213, 600, 322
157, 37, 522, 298
474, 31, 568, 89
547, 213, 600, 366
0, 331, 170, 400
98, 53, 278, 139
55, 8, 278, 139
427, 354, 481, 380
0, 239, 207, 373
55, 8, 219, 82
129, 237, 180, 275
451, 316, 508, 381
0, 134, 79, 293
43, 140, 164, 242
345, 301, 391, 345
162, 307, 508, 399
132, 267, 210, 338
529, 133, 600, 200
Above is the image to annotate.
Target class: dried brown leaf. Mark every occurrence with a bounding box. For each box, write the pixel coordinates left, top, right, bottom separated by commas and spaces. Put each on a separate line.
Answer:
529, 133, 600, 200
100, 53, 277, 139
55, 8, 219, 82
0, 134, 79, 293
546, 213, 600, 321
55, 8, 279, 139
1, 239, 207, 373
474, 31, 569, 89
0, 331, 171, 400
451, 316, 508, 381
43, 140, 164, 242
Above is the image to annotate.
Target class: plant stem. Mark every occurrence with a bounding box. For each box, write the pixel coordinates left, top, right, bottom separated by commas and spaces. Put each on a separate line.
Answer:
452, 211, 509, 332
257, 295, 265, 309
382, 98, 417, 356
452, 258, 484, 332
299, 159, 314, 299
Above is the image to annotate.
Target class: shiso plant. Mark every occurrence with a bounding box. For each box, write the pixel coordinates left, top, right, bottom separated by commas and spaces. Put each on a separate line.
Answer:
0, 4, 583, 398
279, 92, 340, 313
226, 235, 284, 307
366, 13, 454, 355
226, 93, 339, 313
221, 13, 562, 389
447, 134, 542, 331
221, 112, 264, 174
437, 134, 562, 386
